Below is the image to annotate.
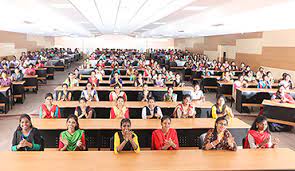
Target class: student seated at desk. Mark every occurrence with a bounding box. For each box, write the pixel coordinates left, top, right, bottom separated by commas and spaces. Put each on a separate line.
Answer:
167, 71, 175, 81
110, 72, 123, 87
81, 82, 99, 102
203, 116, 237, 151
257, 75, 272, 89
266, 71, 275, 84
11, 68, 24, 81
137, 83, 153, 101
75, 97, 93, 119
88, 71, 99, 87
221, 71, 232, 82
233, 75, 247, 101
96, 60, 105, 68
57, 83, 72, 101
35, 59, 44, 68
73, 68, 80, 80
110, 96, 129, 119
113, 118, 140, 154
39, 93, 60, 119
59, 115, 86, 151
211, 95, 234, 119
154, 73, 165, 87
244, 71, 256, 83
173, 94, 196, 118
24, 63, 36, 76
95, 66, 105, 81
64, 72, 79, 87
0, 71, 12, 87
190, 83, 205, 101
271, 85, 295, 104
151, 116, 179, 150
163, 86, 177, 102
244, 116, 279, 149
256, 67, 265, 81
142, 97, 163, 119
109, 84, 127, 101
1, 63, 11, 75
279, 73, 293, 90
173, 73, 184, 87
134, 73, 144, 87
9, 56, 20, 68
11, 114, 42, 151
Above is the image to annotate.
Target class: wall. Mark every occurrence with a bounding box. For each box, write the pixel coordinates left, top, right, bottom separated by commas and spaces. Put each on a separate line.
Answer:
0, 30, 55, 59
175, 29, 295, 81
55, 35, 174, 53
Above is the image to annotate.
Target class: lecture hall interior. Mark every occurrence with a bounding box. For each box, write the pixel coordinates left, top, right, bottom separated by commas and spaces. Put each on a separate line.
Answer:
0, 0, 295, 170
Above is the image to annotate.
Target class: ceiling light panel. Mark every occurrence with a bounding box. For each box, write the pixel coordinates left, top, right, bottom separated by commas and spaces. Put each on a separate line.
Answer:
69, 0, 104, 33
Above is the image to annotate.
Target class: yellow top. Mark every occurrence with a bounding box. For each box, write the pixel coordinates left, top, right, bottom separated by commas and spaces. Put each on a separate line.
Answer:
114, 131, 140, 154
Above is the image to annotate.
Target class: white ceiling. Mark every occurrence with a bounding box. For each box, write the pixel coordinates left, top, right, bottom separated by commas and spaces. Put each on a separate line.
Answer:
0, 0, 295, 38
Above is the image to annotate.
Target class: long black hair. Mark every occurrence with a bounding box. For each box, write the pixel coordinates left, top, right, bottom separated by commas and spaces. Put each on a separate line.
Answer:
66, 114, 80, 130
212, 116, 228, 141
250, 116, 270, 133
17, 114, 33, 131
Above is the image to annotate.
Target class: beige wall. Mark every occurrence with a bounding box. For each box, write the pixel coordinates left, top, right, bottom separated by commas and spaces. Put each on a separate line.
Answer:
0, 30, 54, 59
175, 29, 295, 81
55, 35, 174, 52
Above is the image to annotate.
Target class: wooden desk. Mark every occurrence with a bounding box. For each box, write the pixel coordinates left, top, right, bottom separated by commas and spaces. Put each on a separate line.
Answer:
262, 100, 295, 125
78, 80, 173, 86
201, 76, 220, 90
217, 81, 279, 98
236, 88, 295, 113
53, 101, 213, 118
79, 68, 144, 76
0, 86, 11, 113
36, 68, 47, 84
32, 118, 249, 148
54, 86, 194, 101
44, 66, 55, 79
81, 74, 149, 81
12, 81, 25, 103
24, 75, 38, 93
1, 149, 294, 170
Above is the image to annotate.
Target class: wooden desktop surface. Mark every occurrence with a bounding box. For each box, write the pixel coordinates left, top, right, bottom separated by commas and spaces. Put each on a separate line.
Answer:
53, 101, 213, 109
54, 86, 194, 91
237, 88, 295, 93
78, 80, 173, 85
262, 99, 295, 109
31, 118, 249, 130
0, 149, 294, 171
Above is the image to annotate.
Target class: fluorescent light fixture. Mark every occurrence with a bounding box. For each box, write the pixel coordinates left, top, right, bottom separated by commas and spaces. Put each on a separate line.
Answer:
51, 3, 73, 9
153, 22, 166, 25
183, 6, 208, 11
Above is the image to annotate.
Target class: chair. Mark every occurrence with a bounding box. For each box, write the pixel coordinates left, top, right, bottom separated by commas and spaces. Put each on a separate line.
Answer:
110, 136, 114, 151
198, 132, 207, 149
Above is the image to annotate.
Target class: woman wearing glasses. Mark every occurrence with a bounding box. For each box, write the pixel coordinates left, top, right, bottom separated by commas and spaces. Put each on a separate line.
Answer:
113, 118, 140, 154
202, 116, 237, 151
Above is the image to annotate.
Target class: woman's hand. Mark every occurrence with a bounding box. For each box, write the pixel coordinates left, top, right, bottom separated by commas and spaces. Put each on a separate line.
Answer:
76, 140, 82, 147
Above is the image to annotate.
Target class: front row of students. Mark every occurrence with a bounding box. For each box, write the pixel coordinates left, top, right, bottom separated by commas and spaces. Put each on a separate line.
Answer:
12, 114, 279, 152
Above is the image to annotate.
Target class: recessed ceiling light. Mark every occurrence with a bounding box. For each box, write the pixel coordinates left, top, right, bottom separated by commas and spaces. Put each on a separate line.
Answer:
153, 22, 166, 25
212, 24, 224, 27
51, 3, 73, 9
183, 6, 208, 11
24, 21, 33, 24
